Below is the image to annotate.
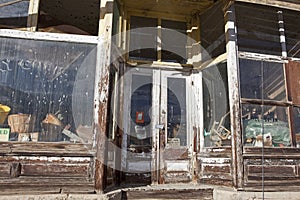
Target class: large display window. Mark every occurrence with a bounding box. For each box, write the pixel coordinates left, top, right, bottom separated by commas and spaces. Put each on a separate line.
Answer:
0, 36, 97, 143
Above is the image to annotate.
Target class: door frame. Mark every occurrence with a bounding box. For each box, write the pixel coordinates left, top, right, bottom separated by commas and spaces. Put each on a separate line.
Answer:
122, 65, 197, 184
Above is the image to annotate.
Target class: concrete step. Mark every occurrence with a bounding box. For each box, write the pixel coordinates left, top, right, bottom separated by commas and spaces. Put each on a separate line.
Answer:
121, 184, 214, 200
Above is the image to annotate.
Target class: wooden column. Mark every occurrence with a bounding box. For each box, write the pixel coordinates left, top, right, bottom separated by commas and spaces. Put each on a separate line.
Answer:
27, 0, 40, 31
224, 3, 243, 189
94, 0, 114, 193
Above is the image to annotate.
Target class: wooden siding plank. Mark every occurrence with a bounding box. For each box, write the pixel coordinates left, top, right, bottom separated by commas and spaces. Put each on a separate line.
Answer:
235, 0, 300, 12
0, 163, 10, 177
202, 163, 231, 174
247, 165, 297, 178
0, 142, 94, 156
21, 163, 89, 177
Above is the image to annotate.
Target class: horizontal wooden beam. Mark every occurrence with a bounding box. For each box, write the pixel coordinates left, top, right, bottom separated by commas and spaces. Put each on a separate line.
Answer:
235, 0, 300, 11
241, 98, 292, 107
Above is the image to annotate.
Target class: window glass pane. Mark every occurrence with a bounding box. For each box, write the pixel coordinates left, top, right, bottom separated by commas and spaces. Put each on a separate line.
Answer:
242, 104, 290, 147
239, 59, 286, 101
283, 9, 300, 58
0, 0, 29, 29
166, 77, 186, 147
161, 20, 187, 64
0, 37, 96, 143
129, 16, 157, 61
38, 0, 100, 35
203, 62, 231, 147
200, 1, 226, 60
235, 2, 282, 55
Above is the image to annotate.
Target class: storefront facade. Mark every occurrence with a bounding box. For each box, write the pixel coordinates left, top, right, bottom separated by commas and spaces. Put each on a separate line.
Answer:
0, 0, 300, 195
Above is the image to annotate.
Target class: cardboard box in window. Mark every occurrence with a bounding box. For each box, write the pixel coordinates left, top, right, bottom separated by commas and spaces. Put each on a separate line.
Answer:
18, 132, 39, 142
8, 114, 36, 133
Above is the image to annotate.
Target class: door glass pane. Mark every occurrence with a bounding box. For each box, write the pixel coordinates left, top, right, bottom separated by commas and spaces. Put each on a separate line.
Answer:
166, 77, 187, 147
129, 75, 152, 147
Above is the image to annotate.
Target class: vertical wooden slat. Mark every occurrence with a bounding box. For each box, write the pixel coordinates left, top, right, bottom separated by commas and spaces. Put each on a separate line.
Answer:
27, 0, 40, 31
157, 18, 162, 62
95, 0, 115, 193
224, 3, 243, 189
151, 69, 161, 184
286, 61, 300, 146
286, 61, 300, 106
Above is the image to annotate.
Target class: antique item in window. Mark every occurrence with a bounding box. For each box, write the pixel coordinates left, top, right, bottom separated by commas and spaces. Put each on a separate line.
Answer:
40, 113, 63, 142
0, 104, 10, 124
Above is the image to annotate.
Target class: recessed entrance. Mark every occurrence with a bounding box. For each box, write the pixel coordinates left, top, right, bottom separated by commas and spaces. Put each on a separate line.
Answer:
122, 66, 195, 184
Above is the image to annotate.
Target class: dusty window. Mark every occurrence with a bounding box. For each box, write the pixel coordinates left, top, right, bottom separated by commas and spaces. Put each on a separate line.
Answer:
200, 0, 226, 60
242, 104, 290, 147
235, 3, 282, 55
239, 59, 286, 101
37, 0, 100, 35
0, 0, 29, 29
129, 16, 157, 61
283, 9, 300, 58
129, 16, 188, 63
239, 59, 292, 147
161, 19, 187, 63
0, 37, 97, 143
203, 62, 231, 147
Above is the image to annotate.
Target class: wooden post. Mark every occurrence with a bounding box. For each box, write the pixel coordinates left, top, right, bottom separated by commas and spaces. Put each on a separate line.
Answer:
224, 3, 243, 189
94, 0, 114, 193
27, 0, 40, 31
151, 69, 161, 184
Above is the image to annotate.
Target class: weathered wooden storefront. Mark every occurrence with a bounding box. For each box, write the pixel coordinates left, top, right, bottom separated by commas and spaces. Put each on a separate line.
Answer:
0, 0, 300, 195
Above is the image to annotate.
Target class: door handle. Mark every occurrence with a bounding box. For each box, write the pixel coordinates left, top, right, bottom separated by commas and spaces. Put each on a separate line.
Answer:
155, 124, 164, 129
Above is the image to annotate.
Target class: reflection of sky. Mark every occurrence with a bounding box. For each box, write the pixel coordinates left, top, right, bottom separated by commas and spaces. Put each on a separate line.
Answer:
0, 1, 29, 18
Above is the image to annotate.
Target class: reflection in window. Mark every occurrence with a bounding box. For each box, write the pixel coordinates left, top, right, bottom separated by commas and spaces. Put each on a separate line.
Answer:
0, 0, 29, 29
239, 59, 286, 101
200, 0, 226, 60
0, 37, 96, 143
129, 16, 157, 61
129, 75, 152, 146
161, 20, 187, 64
283, 9, 300, 58
242, 104, 290, 147
38, 0, 100, 35
167, 78, 186, 147
235, 2, 281, 55
203, 62, 231, 147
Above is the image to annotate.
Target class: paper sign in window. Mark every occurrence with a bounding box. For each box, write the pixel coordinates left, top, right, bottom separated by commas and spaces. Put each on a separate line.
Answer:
135, 111, 144, 124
